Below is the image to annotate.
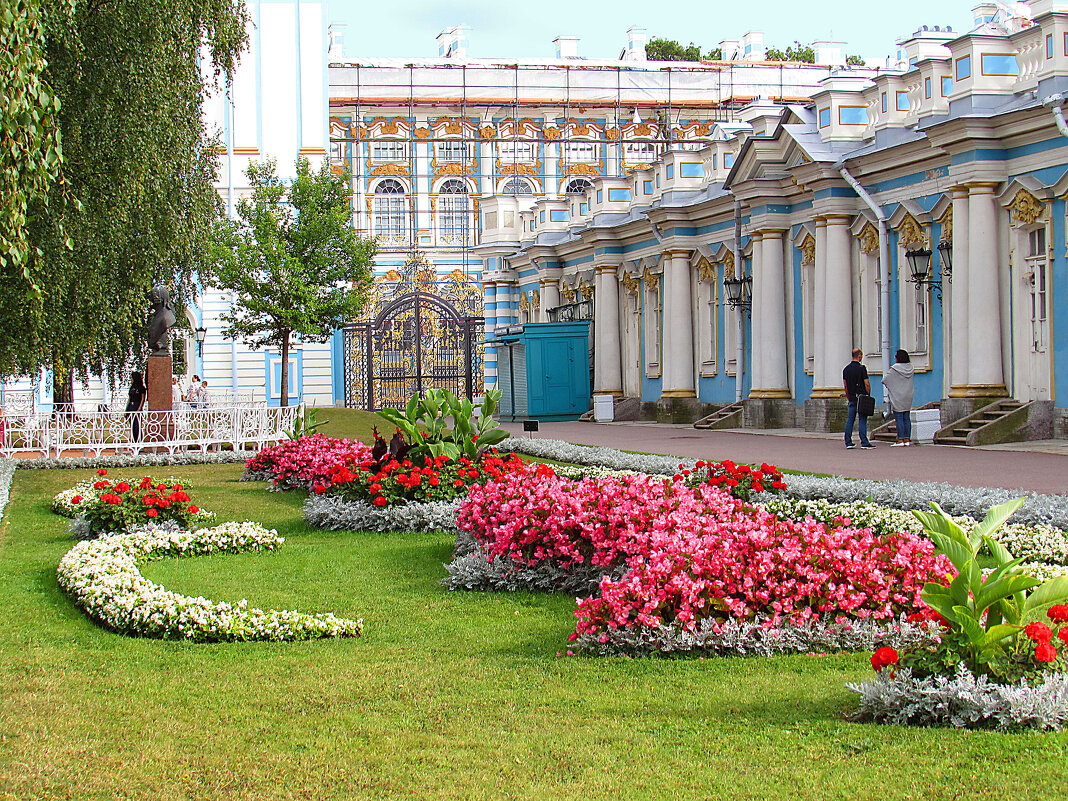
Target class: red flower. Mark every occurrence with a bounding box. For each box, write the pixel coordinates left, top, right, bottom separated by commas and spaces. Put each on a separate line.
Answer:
373, 496, 388, 507
1035, 641, 1058, 663
454, 479, 464, 487
1025, 621, 1053, 643
1048, 604, 1068, 623
93, 480, 110, 490
871, 647, 899, 671
96, 468, 107, 476
71, 495, 83, 504
146, 508, 159, 518
188, 505, 199, 514
1059, 628, 1068, 646
114, 482, 130, 493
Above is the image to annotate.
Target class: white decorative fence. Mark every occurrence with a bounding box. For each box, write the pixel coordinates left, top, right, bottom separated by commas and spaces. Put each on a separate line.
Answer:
0, 404, 301, 458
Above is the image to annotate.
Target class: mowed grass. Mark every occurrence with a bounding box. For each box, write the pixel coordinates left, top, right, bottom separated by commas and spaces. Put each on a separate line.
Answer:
1, 461, 1067, 800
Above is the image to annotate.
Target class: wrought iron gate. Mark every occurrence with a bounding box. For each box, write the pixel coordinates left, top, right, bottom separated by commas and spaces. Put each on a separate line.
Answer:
343, 256, 485, 410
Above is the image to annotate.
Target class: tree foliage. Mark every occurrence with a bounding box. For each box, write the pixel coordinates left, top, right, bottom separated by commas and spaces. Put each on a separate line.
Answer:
645, 38, 703, 62
846, 54, 866, 67
209, 157, 376, 407
0, 0, 249, 393
765, 41, 816, 63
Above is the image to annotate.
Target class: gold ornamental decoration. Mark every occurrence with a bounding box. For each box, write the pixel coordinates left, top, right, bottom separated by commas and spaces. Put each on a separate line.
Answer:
561, 286, 577, 303
722, 252, 736, 278
496, 158, 541, 176
385, 269, 401, 281
579, 281, 594, 301
858, 222, 880, 255
800, 234, 816, 266
370, 164, 410, 177
622, 274, 639, 295
532, 289, 540, 309
413, 127, 433, 139
1008, 189, 1046, 225
479, 125, 497, 139
440, 120, 463, 136
938, 206, 952, 242
433, 161, 476, 178
561, 164, 601, 176
697, 259, 716, 283
519, 293, 530, 312
604, 127, 620, 141
542, 127, 561, 141
895, 214, 927, 249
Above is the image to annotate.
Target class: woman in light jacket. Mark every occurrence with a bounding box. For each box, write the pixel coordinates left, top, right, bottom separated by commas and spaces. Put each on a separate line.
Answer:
884, 349, 915, 446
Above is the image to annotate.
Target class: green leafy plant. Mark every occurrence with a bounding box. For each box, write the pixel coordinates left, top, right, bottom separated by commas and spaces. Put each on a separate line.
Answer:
377, 389, 508, 462
286, 407, 328, 440
911, 498, 1068, 681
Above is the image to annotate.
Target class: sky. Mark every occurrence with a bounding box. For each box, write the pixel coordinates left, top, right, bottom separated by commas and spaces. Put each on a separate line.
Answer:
325, 0, 973, 62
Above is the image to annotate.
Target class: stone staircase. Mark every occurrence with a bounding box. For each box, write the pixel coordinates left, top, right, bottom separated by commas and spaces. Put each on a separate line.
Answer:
693, 401, 744, 430
933, 398, 1052, 446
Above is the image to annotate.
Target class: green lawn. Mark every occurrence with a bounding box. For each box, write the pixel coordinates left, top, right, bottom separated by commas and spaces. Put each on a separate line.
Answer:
1, 461, 1067, 800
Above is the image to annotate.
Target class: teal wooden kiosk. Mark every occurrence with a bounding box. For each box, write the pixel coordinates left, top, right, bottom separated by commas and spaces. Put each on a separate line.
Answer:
489, 322, 591, 422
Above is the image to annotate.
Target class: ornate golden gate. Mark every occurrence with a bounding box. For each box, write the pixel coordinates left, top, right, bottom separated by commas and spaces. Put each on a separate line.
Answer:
343, 256, 485, 410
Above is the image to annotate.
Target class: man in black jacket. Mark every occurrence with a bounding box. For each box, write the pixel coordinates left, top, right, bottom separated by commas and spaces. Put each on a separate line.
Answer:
843, 348, 874, 450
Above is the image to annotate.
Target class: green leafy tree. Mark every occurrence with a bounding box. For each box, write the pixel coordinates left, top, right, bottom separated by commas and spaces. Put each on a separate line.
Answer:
209, 157, 375, 407
645, 37, 703, 62
0, 0, 248, 399
766, 41, 816, 63
705, 47, 723, 60
846, 54, 866, 66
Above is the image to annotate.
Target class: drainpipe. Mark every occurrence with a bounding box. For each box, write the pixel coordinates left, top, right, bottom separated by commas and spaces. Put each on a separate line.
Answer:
836, 162, 891, 404
734, 198, 744, 402
1042, 93, 1068, 137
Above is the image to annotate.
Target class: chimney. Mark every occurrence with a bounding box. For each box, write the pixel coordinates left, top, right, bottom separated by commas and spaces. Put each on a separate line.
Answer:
437, 25, 469, 59
623, 26, 647, 61
554, 35, 580, 59
742, 31, 765, 61
328, 23, 346, 60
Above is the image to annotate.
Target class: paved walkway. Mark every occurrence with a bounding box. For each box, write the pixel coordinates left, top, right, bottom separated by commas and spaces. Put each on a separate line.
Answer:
500, 421, 1068, 496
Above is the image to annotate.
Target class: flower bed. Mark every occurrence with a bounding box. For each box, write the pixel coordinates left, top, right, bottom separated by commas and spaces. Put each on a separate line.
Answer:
57, 520, 363, 642
242, 434, 373, 492
453, 462, 951, 654
62, 469, 216, 538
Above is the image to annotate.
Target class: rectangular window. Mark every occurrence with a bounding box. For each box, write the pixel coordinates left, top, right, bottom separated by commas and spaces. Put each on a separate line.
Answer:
909, 56, 919, 67
1065, 32, 1068, 56
925, 77, 932, 98
436, 140, 468, 163
563, 140, 599, 163
981, 53, 1019, 76
372, 139, 407, 162
373, 196, 406, 240
697, 277, 718, 376
579, 202, 588, 215
1047, 34, 1054, 59
956, 55, 971, 80
549, 210, 569, 222
881, 92, 887, 113
711, 153, 718, 170
643, 277, 662, 377
818, 107, 831, 128
498, 140, 536, 162
624, 141, 658, 163
596, 189, 603, 203
680, 162, 704, 178
941, 76, 953, 96
1027, 227, 1048, 351
330, 141, 343, 161
666, 164, 674, 180
642, 180, 653, 194
724, 153, 734, 168
896, 91, 909, 112
839, 105, 868, 125
607, 188, 631, 202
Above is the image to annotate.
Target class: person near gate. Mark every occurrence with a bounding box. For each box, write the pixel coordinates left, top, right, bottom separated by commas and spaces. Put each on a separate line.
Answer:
884, 348, 915, 447
843, 348, 875, 450
125, 371, 147, 442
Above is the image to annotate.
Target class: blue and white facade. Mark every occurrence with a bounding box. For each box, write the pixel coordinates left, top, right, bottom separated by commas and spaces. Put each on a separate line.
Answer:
477, 1, 1068, 437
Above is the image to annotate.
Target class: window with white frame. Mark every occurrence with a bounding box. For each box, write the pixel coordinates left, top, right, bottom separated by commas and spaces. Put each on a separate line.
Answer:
500, 177, 533, 195
801, 260, 814, 372
436, 139, 468, 163
330, 141, 343, 161
643, 274, 661, 377
856, 247, 882, 363
372, 179, 407, 243
562, 139, 599, 163
624, 140, 659, 163
1026, 226, 1049, 352
564, 177, 593, 196
896, 244, 930, 365
696, 270, 718, 375
438, 179, 471, 244
498, 139, 537, 162
371, 139, 407, 162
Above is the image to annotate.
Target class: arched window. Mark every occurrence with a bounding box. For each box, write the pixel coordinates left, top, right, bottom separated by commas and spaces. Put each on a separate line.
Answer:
501, 177, 533, 196
564, 178, 593, 196
438, 179, 470, 243
373, 179, 407, 243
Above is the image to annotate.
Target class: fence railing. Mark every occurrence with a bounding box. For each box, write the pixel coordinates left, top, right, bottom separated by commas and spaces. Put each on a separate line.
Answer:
0, 404, 301, 458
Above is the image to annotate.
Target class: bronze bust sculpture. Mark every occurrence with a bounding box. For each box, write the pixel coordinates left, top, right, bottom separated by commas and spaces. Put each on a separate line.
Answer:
148, 284, 177, 355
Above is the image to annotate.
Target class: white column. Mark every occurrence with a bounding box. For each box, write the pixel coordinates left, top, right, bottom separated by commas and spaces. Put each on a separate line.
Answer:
539, 279, 560, 322
966, 183, 1006, 392
949, 186, 970, 393
661, 250, 696, 397
752, 228, 790, 397
594, 263, 623, 395
749, 233, 764, 392
816, 215, 853, 396
811, 217, 830, 392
